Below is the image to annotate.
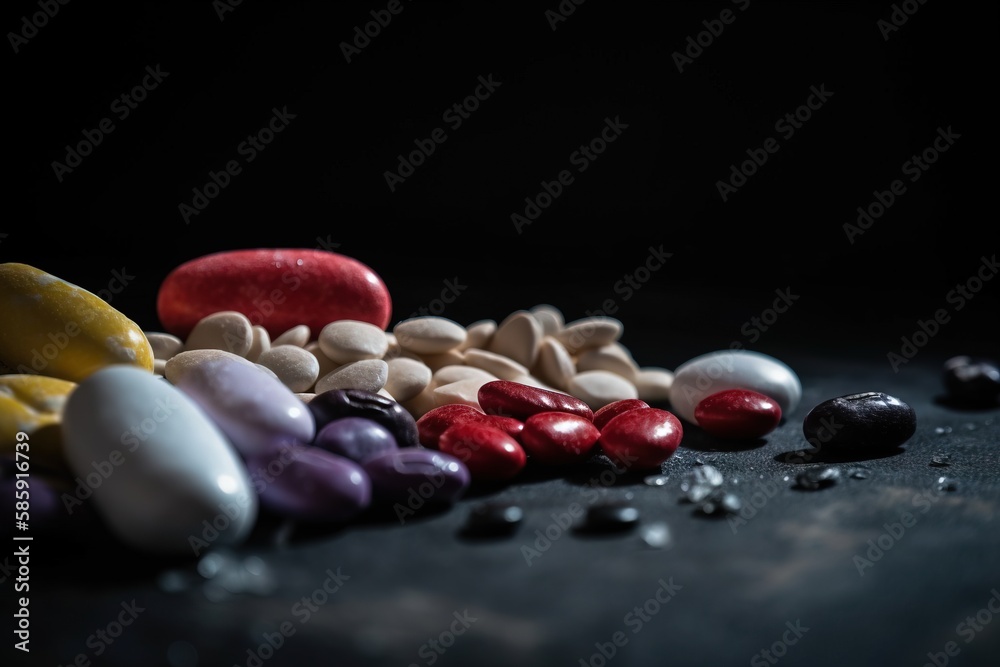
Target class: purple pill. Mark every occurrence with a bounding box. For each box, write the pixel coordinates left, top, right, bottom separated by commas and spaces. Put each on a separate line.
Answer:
314, 416, 398, 464
308, 388, 420, 447
245, 444, 371, 523
362, 449, 470, 505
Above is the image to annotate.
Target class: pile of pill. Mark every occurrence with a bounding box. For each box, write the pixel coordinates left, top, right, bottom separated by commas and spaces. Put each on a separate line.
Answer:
0, 248, 925, 555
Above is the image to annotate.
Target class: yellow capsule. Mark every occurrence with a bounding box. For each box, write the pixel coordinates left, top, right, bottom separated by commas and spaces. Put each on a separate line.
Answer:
0, 263, 154, 382
0, 373, 77, 474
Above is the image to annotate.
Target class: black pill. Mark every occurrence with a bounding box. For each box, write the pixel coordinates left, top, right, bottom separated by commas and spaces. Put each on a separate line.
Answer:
942, 356, 1000, 405
802, 391, 916, 451
462, 503, 523, 537
583, 502, 640, 532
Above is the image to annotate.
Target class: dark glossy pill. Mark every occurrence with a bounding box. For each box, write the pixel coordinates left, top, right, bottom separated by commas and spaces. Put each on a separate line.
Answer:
583, 502, 640, 532
362, 448, 470, 505
802, 391, 916, 451
244, 444, 371, 523
308, 388, 420, 447
462, 502, 524, 537
942, 356, 1000, 405
313, 416, 398, 464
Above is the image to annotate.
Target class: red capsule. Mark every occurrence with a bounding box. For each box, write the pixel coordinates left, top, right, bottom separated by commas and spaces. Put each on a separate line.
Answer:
478, 380, 594, 422
156, 248, 392, 340
593, 398, 650, 431
694, 389, 781, 439
415, 404, 486, 449
438, 421, 527, 481
599, 407, 682, 470
520, 411, 601, 466
480, 414, 525, 443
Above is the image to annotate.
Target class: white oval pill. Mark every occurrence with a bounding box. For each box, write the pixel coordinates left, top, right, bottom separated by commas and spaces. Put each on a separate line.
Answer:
61, 365, 257, 554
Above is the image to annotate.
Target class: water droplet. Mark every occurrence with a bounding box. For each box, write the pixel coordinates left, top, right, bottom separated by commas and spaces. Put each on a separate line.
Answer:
695, 489, 742, 516
640, 522, 673, 549
680, 465, 724, 503
782, 475, 790, 482
643, 474, 670, 487
936, 476, 959, 493
961, 422, 977, 431
795, 466, 842, 490
929, 454, 951, 467
847, 467, 870, 480
934, 426, 953, 435
196, 552, 229, 579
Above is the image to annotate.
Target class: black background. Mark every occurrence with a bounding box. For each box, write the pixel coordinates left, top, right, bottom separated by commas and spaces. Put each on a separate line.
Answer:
4, 2, 999, 667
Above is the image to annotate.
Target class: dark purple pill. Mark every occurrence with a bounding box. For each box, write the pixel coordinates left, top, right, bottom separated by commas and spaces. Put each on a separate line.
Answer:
245, 444, 371, 523
308, 388, 420, 447
314, 416, 398, 464
362, 449, 470, 505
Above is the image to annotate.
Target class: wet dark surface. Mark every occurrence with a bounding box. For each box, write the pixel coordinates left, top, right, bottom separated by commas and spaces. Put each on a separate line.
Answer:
5, 1, 998, 666
12, 350, 1000, 667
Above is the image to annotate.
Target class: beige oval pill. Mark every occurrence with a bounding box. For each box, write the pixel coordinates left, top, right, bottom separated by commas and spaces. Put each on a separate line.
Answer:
459, 320, 497, 351
318, 320, 389, 364
489, 310, 543, 369
257, 344, 321, 393
555, 317, 623, 355
393, 316, 467, 354
305, 341, 339, 381
164, 348, 262, 384
530, 304, 564, 336
432, 378, 485, 410
295, 392, 317, 404
533, 336, 576, 391
185, 311, 254, 357
400, 385, 437, 420
247, 325, 271, 362
272, 324, 311, 347
633, 367, 674, 402
146, 332, 184, 361
315, 358, 388, 394
417, 349, 465, 372
575, 343, 639, 381
567, 369, 638, 410
384, 356, 433, 402
432, 365, 497, 386
463, 348, 529, 380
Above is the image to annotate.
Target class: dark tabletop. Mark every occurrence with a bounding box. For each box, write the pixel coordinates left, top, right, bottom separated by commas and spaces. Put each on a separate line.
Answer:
4, 2, 998, 666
